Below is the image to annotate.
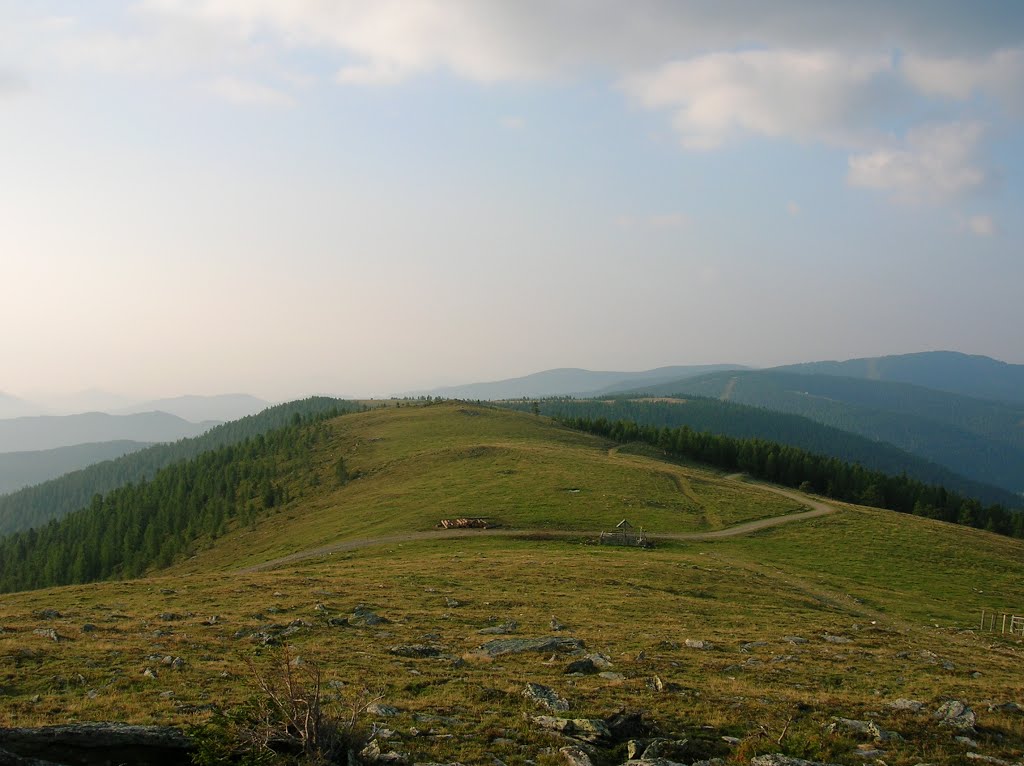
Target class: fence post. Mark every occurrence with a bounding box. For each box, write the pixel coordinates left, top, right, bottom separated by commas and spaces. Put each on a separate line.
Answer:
981, 609, 986, 631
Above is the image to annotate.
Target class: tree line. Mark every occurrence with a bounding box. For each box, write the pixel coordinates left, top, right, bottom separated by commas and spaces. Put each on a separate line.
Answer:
0, 397, 355, 536
558, 414, 1024, 539
0, 409, 346, 593
504, 397, 1021, 508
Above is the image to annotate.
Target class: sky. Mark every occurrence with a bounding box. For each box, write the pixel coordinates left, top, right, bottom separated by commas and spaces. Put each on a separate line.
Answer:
2, 1, 1023, 401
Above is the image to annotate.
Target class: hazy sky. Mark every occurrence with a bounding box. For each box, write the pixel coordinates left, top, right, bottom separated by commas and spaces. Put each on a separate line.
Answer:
2, 2, 1023, 400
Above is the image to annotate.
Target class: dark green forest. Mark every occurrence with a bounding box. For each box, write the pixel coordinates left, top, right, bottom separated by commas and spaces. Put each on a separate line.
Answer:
627, 370, 1024, 494
503, 397, 1022, 508
0, 397, 354, 535
558, 414, 1024, 539
0, 409, 345, 593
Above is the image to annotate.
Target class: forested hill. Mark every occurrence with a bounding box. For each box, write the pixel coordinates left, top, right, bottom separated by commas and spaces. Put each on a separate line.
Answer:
559, 415, 1024, 540
622, 370, 1024, 495
774, 351, 1024, 405
0, 397, 355, 535
0, 410, 344, 592
0, 440, 153, 495
505, 397, 1022, 508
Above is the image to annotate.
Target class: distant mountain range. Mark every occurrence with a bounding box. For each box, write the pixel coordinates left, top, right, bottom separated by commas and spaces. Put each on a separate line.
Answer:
615, 368, 1024, 495
0, 441, 153, 495
403, 364, 747, 400
0, 412, 218, 454
418, 351, 1024, 499
114, 394, 271, 422
0, 397, 353, 535
775, 351, 1024, 404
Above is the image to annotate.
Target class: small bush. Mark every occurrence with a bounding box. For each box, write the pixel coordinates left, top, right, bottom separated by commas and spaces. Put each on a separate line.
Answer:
190, 647, 378, 765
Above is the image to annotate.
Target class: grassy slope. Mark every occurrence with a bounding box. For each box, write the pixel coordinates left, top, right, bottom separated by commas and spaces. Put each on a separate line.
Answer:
178, 404, 800, 572
1, 403, 1023, 766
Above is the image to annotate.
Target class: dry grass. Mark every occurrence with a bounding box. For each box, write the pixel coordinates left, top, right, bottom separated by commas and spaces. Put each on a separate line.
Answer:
2, 404, 1023, 765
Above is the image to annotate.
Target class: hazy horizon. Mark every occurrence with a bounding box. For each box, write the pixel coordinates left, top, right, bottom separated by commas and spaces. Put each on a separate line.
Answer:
4, 2, 1023, 402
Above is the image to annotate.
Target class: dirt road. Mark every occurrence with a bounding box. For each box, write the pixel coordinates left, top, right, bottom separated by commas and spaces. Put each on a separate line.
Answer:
238, 479, 838, 573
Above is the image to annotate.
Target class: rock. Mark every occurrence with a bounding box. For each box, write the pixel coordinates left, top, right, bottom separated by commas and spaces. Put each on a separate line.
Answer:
559, 745, 593, 766
368, 702, 400, 717
551, 617, 568, 631
783, 636, 808, 644
721, 736, 741, 745
33, 610, 61, 620
204, 615, 220, 625
31, 629, 62, 643
478, 621, 518, 635
143, 668, 158, 679
621, 733, 726, 765
0, 744, 67, 765
956, 736, 980, 748
826, 718, 901, 742
81, 624, 97, 633
156, 613, 181, 621
750, 756, 841, 766
471, 636, 584, 658
523, 682, 570, 712
887, 699, 925, 713
935, 700, 977, 731
822, 634, 852, 644
684, 639, 714, 650
565, 658, 599, 675
171, 657, 185, 670
360, 739, 407, 764
349, 606, 390, 627
965, 754, 1016, 766
989, 701, 1024, 715
605, 710, 647, 742
388, 645, 441, 658
0, 723, 193, 766
532, 716, 611, 745
444, 596, 460, 608
599, 672, 625, 681
741, 641, 769, 652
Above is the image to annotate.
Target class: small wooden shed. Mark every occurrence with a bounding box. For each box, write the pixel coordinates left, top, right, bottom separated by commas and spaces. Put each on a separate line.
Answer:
599, 519, 649, 547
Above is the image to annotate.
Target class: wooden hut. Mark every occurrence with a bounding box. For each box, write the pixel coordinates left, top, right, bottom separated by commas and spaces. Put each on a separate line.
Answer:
599, 519, 649, 547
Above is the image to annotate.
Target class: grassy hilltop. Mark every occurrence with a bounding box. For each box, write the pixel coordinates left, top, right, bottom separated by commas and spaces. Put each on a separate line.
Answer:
1, 403, 1023, 766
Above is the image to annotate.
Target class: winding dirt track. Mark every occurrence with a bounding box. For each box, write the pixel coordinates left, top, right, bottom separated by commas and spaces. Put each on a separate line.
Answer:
238, 480, 839, 574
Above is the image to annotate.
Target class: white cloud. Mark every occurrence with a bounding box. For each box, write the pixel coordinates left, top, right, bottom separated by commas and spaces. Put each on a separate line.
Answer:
847, 122, 989, 203
135, 1, 1024, 85
208, 75, 293, 107
621, 50, 893, 149
904, 48, 1024, 109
